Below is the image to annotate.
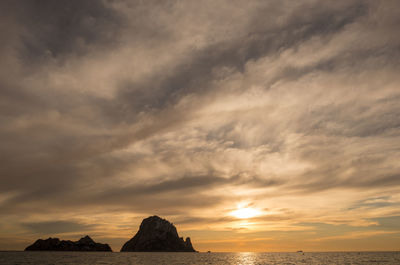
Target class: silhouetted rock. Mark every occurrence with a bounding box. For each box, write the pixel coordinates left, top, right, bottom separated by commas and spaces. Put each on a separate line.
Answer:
25, 235, 112, 251
121, 215, 196, 252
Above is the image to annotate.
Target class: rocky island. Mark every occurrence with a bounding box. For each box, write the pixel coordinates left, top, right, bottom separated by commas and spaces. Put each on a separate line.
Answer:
121, 215, 196, 252
25, 235, 112, 251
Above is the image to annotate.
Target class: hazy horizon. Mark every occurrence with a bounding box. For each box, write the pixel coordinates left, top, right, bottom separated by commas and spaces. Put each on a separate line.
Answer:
1, 0, 400, 252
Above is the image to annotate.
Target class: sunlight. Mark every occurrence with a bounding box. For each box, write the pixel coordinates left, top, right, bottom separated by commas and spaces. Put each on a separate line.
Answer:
231, 207, 260, 219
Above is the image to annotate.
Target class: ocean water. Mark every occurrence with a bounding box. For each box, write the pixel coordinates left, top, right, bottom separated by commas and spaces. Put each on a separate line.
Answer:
0, 251, 399, 265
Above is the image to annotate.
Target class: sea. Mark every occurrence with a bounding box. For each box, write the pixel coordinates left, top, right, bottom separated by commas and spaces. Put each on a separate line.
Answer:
0, 251, 399, 265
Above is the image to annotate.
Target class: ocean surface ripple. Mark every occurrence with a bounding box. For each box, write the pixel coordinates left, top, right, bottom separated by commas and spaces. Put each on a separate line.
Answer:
0, 251, 399, 265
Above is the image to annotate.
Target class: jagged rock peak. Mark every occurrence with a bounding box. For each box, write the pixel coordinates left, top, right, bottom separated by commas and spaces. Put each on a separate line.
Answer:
78, 235, 95, 244
121, 215, 196, 252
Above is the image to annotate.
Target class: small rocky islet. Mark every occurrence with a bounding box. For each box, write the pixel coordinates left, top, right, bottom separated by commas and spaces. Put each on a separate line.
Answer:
24, 235, 112, 251
25, 215, 196, 252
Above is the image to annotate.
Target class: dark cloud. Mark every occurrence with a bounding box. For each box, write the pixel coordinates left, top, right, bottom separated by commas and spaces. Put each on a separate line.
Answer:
297, 94, 400, 138
348, 196, 397, 210
21, 220, 96, 235
291, 172, 400, 194
370, 216, 400, 231
12, 0, 122, 63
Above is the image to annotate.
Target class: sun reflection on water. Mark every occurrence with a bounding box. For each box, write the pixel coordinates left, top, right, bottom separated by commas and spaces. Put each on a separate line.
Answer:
235, 252, 257, 265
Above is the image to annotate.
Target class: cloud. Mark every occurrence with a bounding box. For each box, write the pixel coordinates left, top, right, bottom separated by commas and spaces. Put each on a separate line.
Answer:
11, 0, 122, 62
21, 220, 96, 235
1, 0, 400, 251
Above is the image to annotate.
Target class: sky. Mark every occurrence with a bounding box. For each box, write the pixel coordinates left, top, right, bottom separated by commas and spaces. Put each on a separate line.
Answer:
0, 0, 400, 252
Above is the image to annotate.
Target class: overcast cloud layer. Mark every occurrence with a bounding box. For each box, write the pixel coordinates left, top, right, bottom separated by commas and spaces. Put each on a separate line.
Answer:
1, 0, 400, 251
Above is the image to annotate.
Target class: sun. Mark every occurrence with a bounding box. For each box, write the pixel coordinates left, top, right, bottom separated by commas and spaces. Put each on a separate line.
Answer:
231, 207, 260, 219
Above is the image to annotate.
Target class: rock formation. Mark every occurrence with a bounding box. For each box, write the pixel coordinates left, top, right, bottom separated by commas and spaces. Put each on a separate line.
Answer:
120, 215, 196, 252
25, 235, 112, 251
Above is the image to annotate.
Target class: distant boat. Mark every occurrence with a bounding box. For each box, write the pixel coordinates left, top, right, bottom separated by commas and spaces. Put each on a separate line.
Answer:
297, 250, 304, 253
207, 250, 211, 253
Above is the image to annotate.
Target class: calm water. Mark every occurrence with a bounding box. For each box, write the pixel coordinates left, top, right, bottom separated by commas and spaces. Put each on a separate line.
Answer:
0, 251, 399, 265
